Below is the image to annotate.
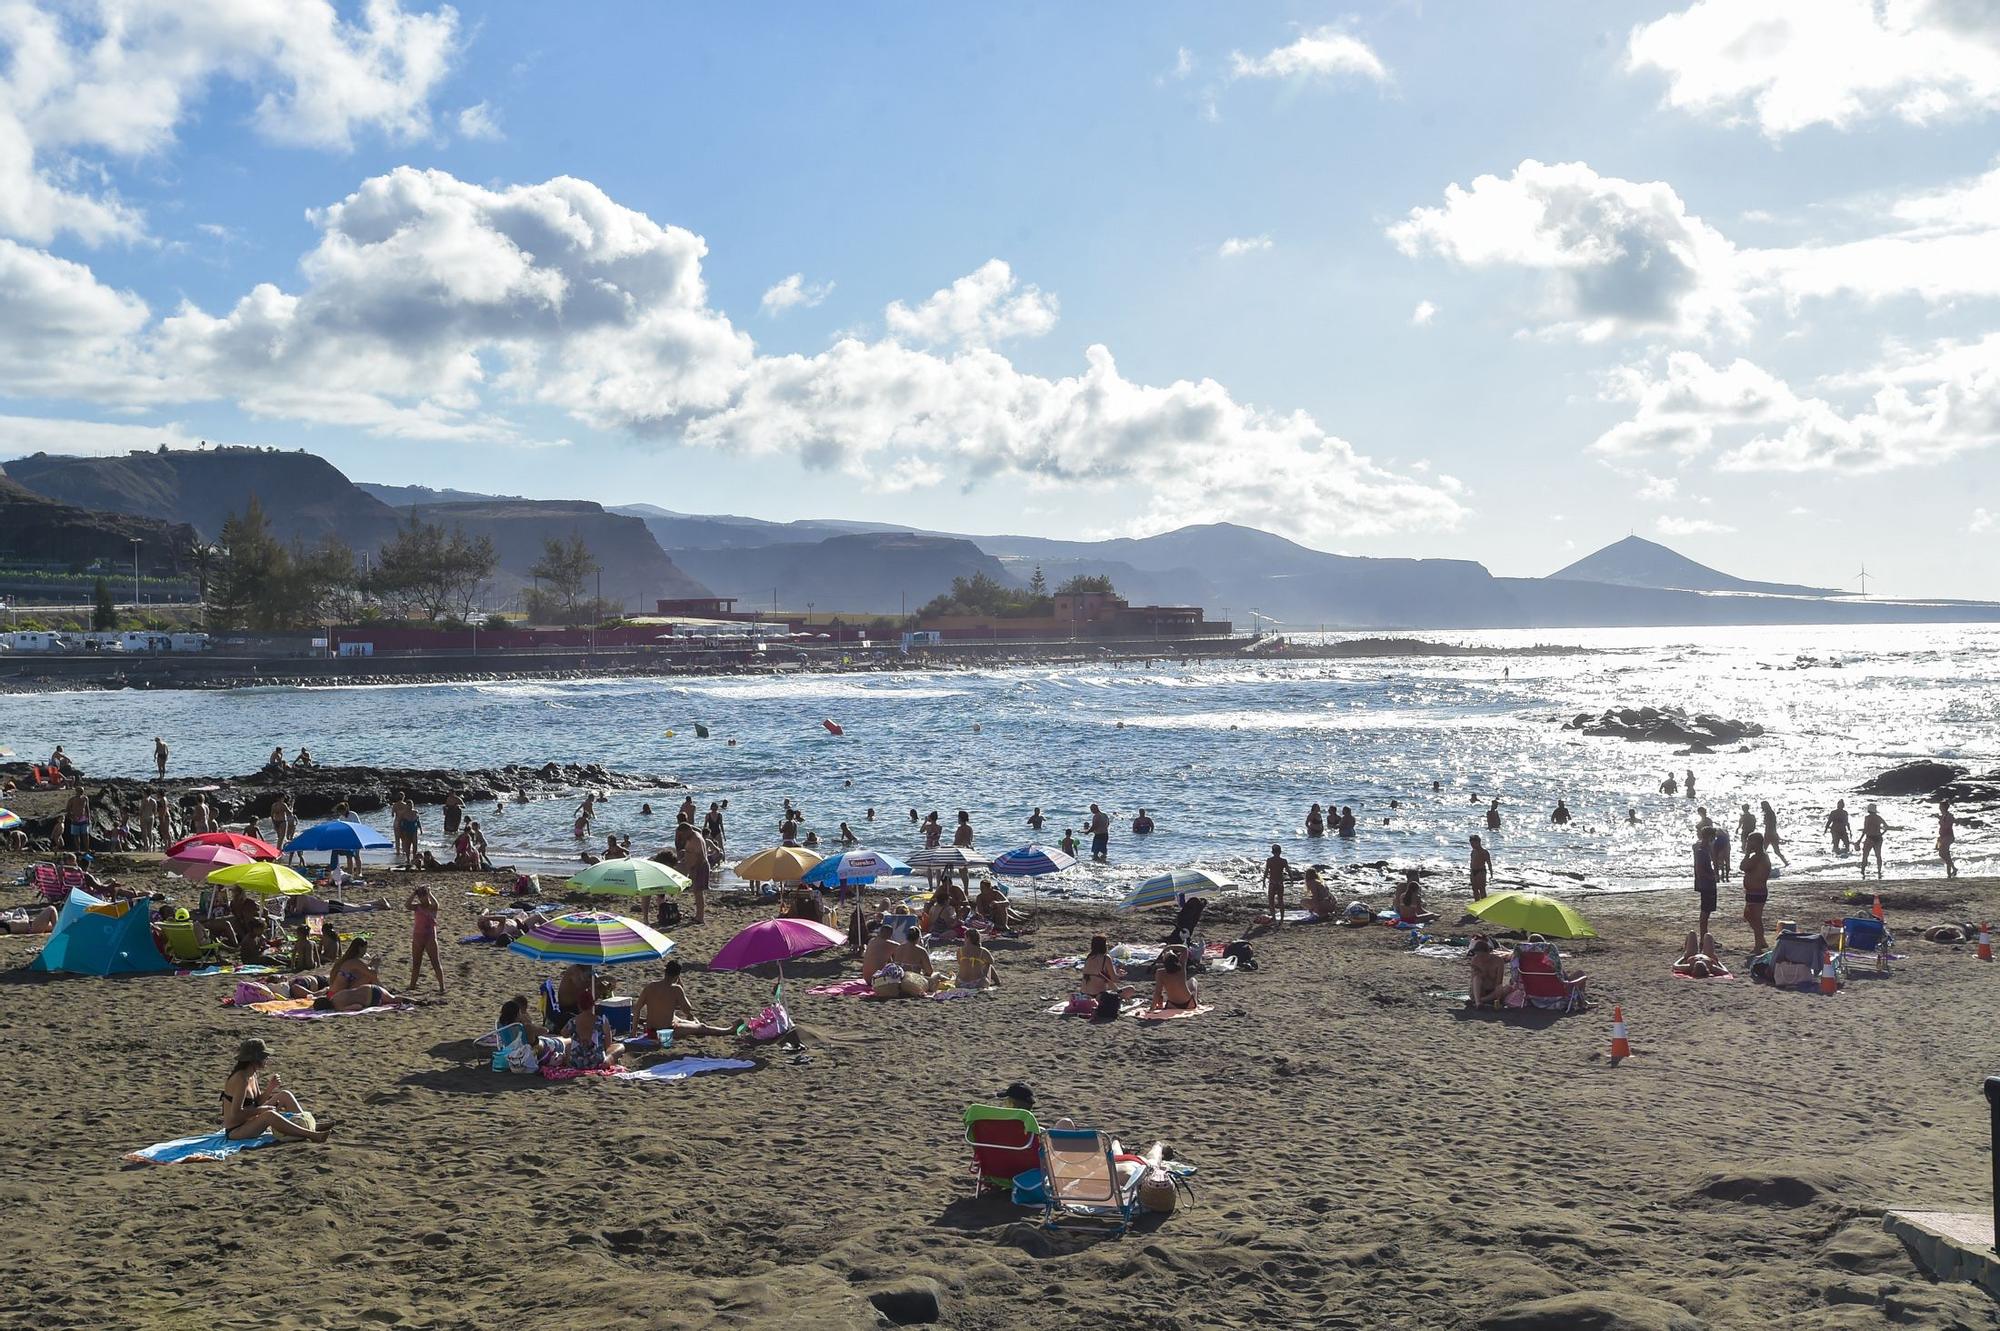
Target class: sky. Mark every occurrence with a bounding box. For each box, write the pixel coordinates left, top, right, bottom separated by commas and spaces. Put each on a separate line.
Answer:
3, 1, 2000, 597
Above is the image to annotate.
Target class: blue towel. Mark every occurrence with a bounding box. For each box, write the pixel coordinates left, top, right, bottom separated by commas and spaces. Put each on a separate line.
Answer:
126, 1130, 277, 1165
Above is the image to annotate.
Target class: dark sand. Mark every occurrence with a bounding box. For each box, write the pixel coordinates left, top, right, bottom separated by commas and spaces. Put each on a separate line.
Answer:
3, 851, 1999, 1331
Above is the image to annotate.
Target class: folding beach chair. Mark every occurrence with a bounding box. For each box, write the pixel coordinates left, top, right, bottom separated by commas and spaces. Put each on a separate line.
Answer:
1038, 1128, 1145, 1233
1509, 936, 1589, 1012
963, 1105, 1042, 1195
31, 864, 67, 905
158, 918, 223, 967
1841, 916, 1892, 957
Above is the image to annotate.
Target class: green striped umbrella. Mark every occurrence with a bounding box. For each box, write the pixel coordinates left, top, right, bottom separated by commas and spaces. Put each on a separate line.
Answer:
567, 859, 692, 897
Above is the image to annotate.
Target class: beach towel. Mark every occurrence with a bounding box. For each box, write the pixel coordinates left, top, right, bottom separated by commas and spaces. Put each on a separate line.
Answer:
541, 1064, 620, 1080
270, 1002, 414, 1019
1411, 943, 1468, 961
125, 1130, 277, 1165
806, 979, 875, 997
232, 996, 313, 1013
1135, 1004, 1214, 1022
1670, 969, 1737, 981
928, 986, 992, 1000
615, 1057, 756, 1083
1045, 998, 1148, 1019
177, 964, 277, 977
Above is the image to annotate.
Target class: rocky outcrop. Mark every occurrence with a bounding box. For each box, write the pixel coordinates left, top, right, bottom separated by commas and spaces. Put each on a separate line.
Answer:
1857, 761, 1967, 798
1563, 706, 1764, 748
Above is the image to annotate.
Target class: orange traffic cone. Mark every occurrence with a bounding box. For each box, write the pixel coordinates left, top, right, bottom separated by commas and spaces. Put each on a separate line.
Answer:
1608, 1006, 1633, 1060
1978, 924, 1991, 962
1819, 948, 1840, 995
1872, 895, 1885, 922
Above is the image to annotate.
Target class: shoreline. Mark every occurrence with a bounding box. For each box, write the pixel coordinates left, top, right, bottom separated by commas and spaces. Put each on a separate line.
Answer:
0, 633, 1593, 695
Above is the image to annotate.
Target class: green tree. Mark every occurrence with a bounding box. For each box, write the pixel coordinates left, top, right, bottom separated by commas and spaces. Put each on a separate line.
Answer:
208, 495, 288, 630
1028, 565, 1047, 597
368, 518, 497, 622
1056, 573, 1117, 596
526, 534, 600, 625
91, 578, 117, 630
281, 537, 361, 625
913, 571, 1054, 620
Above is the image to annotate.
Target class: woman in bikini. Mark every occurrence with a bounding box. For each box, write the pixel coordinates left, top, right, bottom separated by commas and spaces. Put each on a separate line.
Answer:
406, 882, 445, 995
1148, 945, 1199, 1010
562, 992, 623, 1070
320, 937, 403, 1011
1740, 831, 1772, 955
1079, 935, 1136, 1003
221, 1038, 330, 1143
954, 929, 1001, 990
391, 791, 421, 867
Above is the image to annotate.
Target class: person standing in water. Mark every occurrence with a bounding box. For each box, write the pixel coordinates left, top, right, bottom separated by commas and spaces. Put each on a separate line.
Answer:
1825, 800, 1852, 855
1684, 769, 1696, 800
153, 736, 168, 781
1859, 803, 1887, 879
1937, 800, 1958, 879
1468, 834, 1492, 901
1485, 799, 1501, 832
1550, 800, 1571, 825
1759, 801, 1790, 867
1087, 804, 1111, 861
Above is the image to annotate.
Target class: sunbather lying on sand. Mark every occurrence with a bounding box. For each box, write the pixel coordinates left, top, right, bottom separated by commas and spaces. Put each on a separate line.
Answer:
315, 938, 409, 1010
475, 908, 548, 941
1148, 945, 1199, 1010
1466, 936, 1514, 1009
635, 960, 736, 1037
0, 905, 56, 935
1673, 931, 1732, 978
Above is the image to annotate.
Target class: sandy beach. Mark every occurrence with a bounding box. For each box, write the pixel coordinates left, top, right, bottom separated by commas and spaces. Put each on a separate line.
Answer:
4, 847, 1998, 1331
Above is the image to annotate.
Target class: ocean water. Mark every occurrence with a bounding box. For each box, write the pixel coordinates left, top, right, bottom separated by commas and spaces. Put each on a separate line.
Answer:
4, 624, 1994, 900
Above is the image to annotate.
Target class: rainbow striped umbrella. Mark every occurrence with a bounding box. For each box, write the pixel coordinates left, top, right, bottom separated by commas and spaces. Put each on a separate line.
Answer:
0, 809, 22, 833
509, 912, 675, 967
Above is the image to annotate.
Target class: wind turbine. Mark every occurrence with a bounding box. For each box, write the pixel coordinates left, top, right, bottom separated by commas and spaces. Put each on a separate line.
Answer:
1856, 562, 1870, 598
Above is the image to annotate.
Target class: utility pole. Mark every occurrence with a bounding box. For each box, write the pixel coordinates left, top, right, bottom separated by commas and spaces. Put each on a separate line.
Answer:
129, 538, 140, 613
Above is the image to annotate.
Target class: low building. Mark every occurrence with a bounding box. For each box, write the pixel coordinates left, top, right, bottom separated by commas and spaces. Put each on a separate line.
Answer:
917, 593, 1229, 640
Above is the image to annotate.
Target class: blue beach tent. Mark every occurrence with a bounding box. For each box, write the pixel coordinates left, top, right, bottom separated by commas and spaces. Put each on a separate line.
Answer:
29, 889, 170, 976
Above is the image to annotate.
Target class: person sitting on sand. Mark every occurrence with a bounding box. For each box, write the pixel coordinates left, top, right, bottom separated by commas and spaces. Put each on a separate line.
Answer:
495, 995, 567, 1067
221, 1038, 330, 1143
1079, 935, 1136, 1002
1394, 870, 1436, 924
554, 962, 601, 1026
1466, 935, 1514, 1009
288, 924, 319, 972
782, 884, 827, 924
973, 878, 1011, 933
895, 927, 944, 994
1673, 930, 1732, 979
920, 882, 961, 936
634, 959, 735, 1038
1148, 944, 1199, 1010
318, 937, 401, 1011
562, 992, 623, 1070
1301, 867, 1337, 920
861, 921, 900, 985
953, 929, 1001, 990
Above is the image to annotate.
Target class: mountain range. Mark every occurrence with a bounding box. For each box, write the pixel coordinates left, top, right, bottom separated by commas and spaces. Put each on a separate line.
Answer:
4, 446, 1996, 628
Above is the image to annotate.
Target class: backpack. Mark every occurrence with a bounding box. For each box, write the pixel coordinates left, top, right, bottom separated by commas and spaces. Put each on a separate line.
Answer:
657, 900, 682, 928
1222, 939, 1258, 971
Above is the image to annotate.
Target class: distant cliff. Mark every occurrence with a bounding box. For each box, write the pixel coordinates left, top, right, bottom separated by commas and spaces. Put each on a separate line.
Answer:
0, 476, 196, 572
668, 532, 1009, 614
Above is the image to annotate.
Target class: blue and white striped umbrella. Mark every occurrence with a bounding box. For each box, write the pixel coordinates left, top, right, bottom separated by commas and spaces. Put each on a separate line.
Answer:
989, 844, 1077, 880
800, 849, 911, 886
1118, 868, 1235, 911
906, 846, 989, 873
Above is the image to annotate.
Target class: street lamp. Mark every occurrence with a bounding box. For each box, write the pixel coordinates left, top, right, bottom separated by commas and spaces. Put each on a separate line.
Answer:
129, 538, 140, 614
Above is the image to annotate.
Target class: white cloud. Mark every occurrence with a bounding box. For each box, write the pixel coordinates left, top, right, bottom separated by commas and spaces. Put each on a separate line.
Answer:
0, 167, 1463, 543
1594, 337, 2000, 474
1637, 473, 1678, 502
0, 0, 460, 243
883, 259, 1057, 347
455, 100, 501, 141
1656, 516, 1733, 537
1971, 507, 1996, 533
1217, 235, 1272, 258
1168, 46, 1194, 80
760, 272, 833, 315
1388, 159, 1747, 340
1628, 0, 2000, 137
1411, 299, 1436, 326
1230, 26, 1389, 84
0, 414, 197, 459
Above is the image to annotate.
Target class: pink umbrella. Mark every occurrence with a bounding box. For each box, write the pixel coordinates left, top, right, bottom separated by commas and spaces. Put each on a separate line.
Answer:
708, 918, 845, 978
165, 844, 254, 882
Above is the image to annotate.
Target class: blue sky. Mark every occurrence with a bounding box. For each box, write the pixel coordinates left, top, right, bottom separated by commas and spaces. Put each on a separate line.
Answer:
3, 2, 1999, 596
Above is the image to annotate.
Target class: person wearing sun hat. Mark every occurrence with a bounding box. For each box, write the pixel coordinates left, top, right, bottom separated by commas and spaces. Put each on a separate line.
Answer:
221, 1039, 331, 1143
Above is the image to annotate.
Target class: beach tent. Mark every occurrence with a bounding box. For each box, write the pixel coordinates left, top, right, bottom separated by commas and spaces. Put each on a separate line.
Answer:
29, 889, 169, 976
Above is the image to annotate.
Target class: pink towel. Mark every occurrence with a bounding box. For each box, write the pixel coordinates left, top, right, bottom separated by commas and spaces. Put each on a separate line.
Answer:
806, 979, 875, 997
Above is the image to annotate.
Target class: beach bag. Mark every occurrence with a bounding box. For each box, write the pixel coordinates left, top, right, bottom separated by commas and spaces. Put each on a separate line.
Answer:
1140, 1169, 1182, 1215
656, 900, 682, 928
1064, 992, 1097, 1016
1094, 990, 1123, 1021
744, 1001, 794, 1042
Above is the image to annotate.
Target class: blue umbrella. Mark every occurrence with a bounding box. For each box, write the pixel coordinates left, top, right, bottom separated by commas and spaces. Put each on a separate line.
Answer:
801, 849, 911, 886
283, 819, 393, 853
989, 845, 1076, 880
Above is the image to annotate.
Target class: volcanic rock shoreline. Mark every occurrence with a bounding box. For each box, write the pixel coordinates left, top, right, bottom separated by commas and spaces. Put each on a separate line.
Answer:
0, 760, 682, 841
1562, 705, 1765, 750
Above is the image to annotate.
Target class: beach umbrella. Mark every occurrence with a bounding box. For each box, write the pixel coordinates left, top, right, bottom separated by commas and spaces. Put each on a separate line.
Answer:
567, 859, 691, 897
800, 849, 910, 886
282, 819, 393, 853
0, 808, 21, 833
1119, 868, 1235, 911
165, 843, 254, 881
1467, 891, 1596, 940
907, 846, 989, 873
990, 844, 1076, 879
732, 845, 823, 883
206, 861, 313, 896
509, 912, 676, 967
708, 917, 845, 979
167, 831, 280, 860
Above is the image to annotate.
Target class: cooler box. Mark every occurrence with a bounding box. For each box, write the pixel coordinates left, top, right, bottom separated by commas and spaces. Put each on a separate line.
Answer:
600, 996, 634, 1035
